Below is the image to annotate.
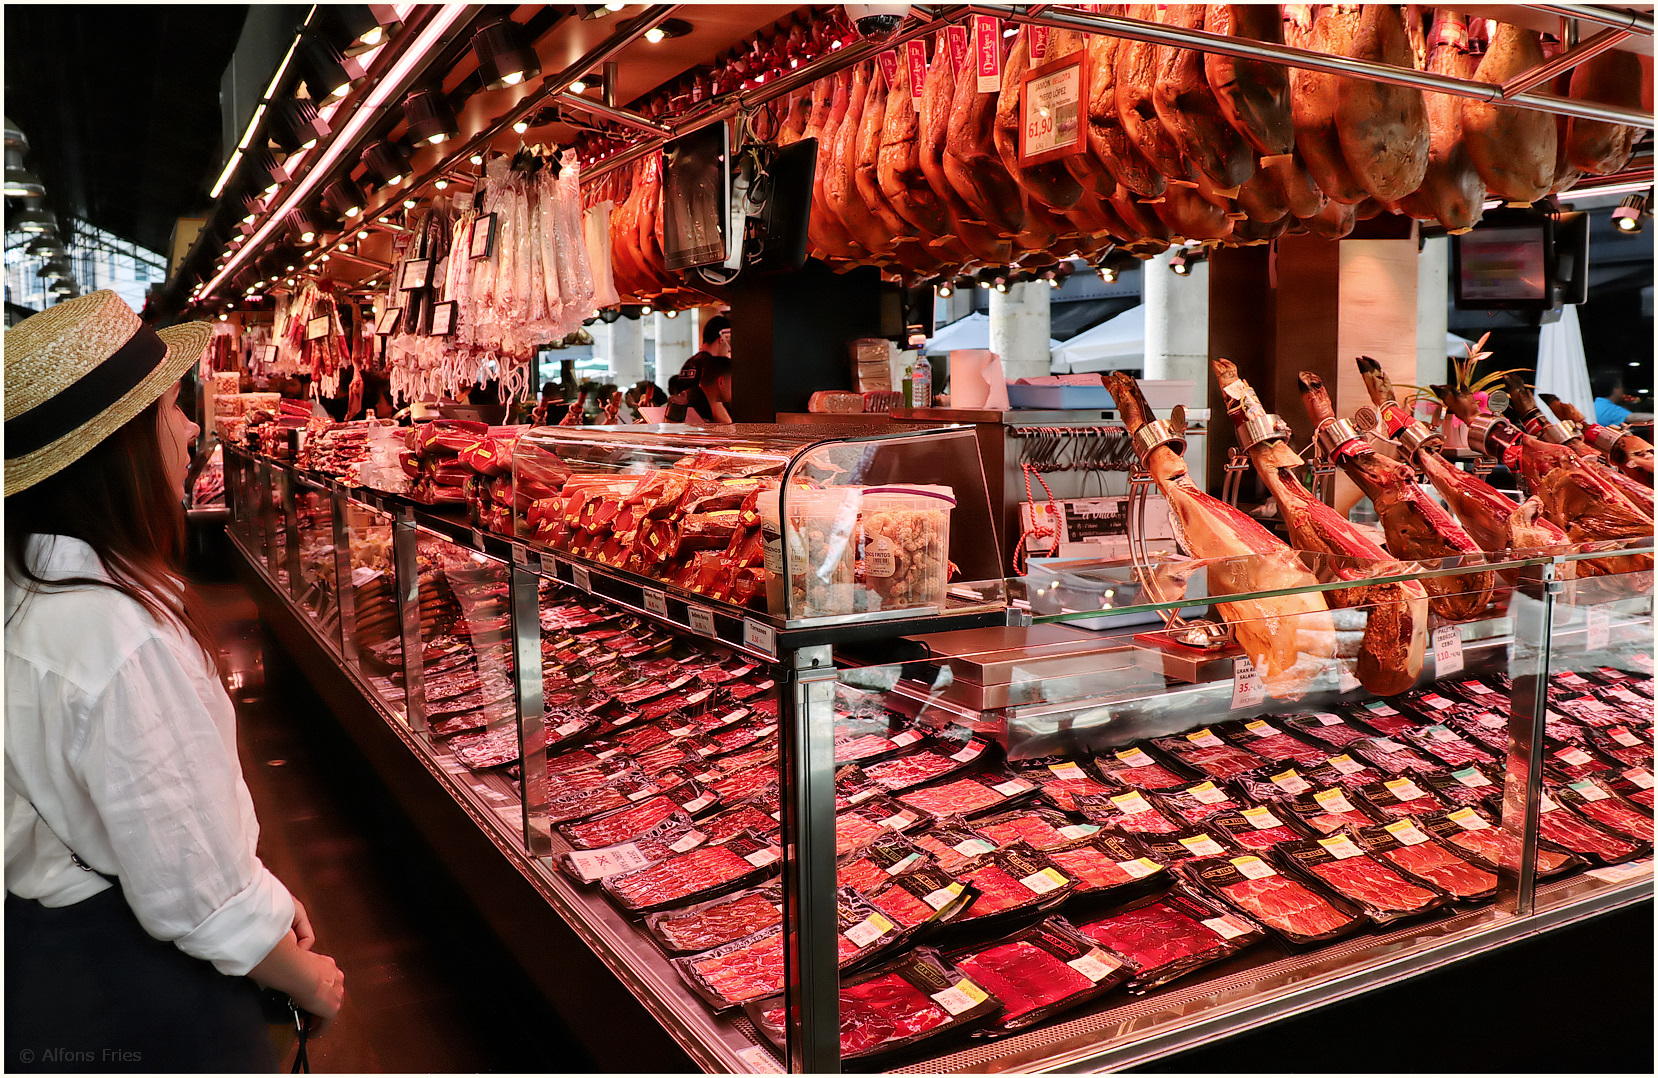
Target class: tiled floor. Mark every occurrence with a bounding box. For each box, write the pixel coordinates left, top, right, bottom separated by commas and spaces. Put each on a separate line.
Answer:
202, 580, 593, 1072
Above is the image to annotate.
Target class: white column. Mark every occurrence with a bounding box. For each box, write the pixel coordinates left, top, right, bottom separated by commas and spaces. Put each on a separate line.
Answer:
596, 316, 645, 386
989, 279, 1052, 382
654, 311, 696, 387
1416, 235, 1450, 394
1144, 247, 1210, 488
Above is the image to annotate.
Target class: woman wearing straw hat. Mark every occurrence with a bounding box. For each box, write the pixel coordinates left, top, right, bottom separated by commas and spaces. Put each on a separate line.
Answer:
4, 292, 344, 1071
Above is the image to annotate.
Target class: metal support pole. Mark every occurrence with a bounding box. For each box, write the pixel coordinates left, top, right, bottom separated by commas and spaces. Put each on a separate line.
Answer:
1498, 561, 1558, 915
509, 560, 551, 856
780, 644, 841, 1074
393, 507, 427, 736
331, 485, 359, 664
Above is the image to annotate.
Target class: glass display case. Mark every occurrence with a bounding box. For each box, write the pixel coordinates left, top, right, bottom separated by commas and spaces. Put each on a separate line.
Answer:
221, 429, 1653, 1075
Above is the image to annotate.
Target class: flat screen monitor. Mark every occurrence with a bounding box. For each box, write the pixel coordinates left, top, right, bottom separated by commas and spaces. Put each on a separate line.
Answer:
1454, 222, 1551, 308
660, 122, 730, 272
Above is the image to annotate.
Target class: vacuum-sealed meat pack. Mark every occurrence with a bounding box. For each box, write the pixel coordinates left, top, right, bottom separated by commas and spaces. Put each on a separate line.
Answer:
1276, 834, 1448, 923
1178, 854, 1365, 946
948, 917, 1135, 1031
1076, 887, 1265, 994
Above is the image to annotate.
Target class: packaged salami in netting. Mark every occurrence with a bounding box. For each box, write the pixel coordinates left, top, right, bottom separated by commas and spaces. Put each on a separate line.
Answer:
1076, 887, 1266, 994
1176, 854, 1366, 947
947, 917, 1135, 1032
1274, 833, 1449, 924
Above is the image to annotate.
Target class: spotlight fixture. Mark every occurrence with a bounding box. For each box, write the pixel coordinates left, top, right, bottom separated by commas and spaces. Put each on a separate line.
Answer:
357, 229, 369, 239
435, 178, 449, 190
644, 27, 665, 43
403, 197, 417, 209
328, 4, 402, 56
1613, 193, 1647, 234
3, 115, 27, 151
568, 78, 588, 94
513, 120, 529, 135
642, 18, 693, 44
324, 175, 366, 218
641, 304, 653, 315
1098, 265, 1118, 283
471, 18, 542, 91
664, 308, 678, 318
470, 154, 483, 166
362, 140, 411, 187
3, 149, 45, 198
246, 153, 288, 197
288, 209, 318, 245
404, 88, 458, 145
269, 98, 330, 155
24, 235, 64, 257
13, 206, 55, 233
936, 280, 954, 298
298, 32, 364, 104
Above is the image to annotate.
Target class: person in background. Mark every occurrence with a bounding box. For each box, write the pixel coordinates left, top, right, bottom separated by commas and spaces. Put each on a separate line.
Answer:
666, 316, 731, 423
1592, 369, 1638, 426
4, 293, 344, 1072
625, 381, 667, 424
679, 354, 733, 425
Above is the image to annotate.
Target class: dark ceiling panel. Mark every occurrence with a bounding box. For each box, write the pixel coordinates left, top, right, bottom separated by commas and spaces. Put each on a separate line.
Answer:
4, 4, 250, 255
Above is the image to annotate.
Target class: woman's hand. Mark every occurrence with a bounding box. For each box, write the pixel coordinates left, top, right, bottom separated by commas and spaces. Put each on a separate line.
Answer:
293, 950, 346, 1032
250, 932, 346, 1033
291, 898, 315, 951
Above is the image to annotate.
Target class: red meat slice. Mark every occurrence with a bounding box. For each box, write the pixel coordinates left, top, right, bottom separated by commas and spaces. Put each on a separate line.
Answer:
1100, 760, 1189, 789
1631, 788, 1654, 810
869, 884, 934, 928
1228, 823, 1301, 851
959, 864, 1040, 919
1240, 733, 1327, 766
956, 942, 1092, 1023
840, 856, 894, 894
705, 805, 780, 845
836, 734, 898, 764
690, 932, 783, 1005
657, 892, 780, 952
562, 796, 680, 848
1540, 807, 1639, 860
1048, 846, 1135, 890
1306, 856, 1437, 912
1078, 903, 1225, 974
1572, 798, 1653, 842
834, 971, 950, 1056
1372, 793, 1445, 819
609, 845, 757, 908
976, 815, 1076, 851
898, 778, 1006, 816
1381, 844, 1495, 899
863, 751, 960, 790
1219, 875, 1351, 937
837, 812, 891, 856
1038, 776, 1116, 810
1176, 744, 1267, 779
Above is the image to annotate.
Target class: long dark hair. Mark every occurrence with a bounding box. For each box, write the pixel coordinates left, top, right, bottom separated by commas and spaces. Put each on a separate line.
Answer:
4, 397, 215, 657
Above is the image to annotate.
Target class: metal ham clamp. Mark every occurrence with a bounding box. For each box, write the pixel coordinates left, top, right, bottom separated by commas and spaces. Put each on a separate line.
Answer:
1215, 359, 1427, 696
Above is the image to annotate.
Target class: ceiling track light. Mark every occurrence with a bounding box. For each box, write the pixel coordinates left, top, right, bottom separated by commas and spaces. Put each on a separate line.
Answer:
287, 208, 318, 245
403, 87, 459, 146
271, 98, 330, 155
329, 4, 402, 57
361, 140, 411, 187
298, 32, 364, 104
3, 151, 45, 197
324, 175, 366, 219
472, 18, 542, 92
1613, 193, 1648, 234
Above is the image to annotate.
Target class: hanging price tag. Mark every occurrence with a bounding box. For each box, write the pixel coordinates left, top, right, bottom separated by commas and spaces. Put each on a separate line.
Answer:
642, 587, 668, 616
511, 543, 530, 566
539, 552, 558, 576
947, 23, 970, 72
1231, 657, 1265, 710
686, 605, 717, 638
876, 48, 900, 90
571, 564, 592, 593
906, 38, 928, 99
1586, 607, 1611, 650
1018, 47, 1086, 164
743, 618, 777, 660
972, 13, 1002, 92
1433, 625, 1464, 677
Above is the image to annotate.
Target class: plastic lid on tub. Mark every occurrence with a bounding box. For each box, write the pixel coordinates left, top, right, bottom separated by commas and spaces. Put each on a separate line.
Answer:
858, 485, 957, 507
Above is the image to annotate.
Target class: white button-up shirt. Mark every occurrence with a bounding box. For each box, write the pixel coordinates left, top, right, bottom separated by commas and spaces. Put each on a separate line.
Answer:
5, 534, 293, 977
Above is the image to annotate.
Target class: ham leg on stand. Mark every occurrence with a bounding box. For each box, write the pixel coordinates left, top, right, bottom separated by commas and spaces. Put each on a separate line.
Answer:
1299, 372, 1495, 620
1543, 395, 1656, 487
1216, 360, 1427, 696
1356, 356, 1571, 580
1504, 375, 1654, 515
1102, 372, 1336, 699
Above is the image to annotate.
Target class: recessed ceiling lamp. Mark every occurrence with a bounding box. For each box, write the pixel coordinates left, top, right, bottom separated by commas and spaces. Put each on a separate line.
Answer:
329, 4, 402, 56
13, 206, 55, 233
472, 18, 542, 91
404, 88, 458, 145
324, 175, 366, 218
298, 32, 364, 104
642, 17, 693, 43
362, 140, 411, 187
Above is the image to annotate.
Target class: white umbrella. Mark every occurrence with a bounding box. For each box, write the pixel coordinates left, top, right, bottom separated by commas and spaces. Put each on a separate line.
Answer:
1534, 303, 1595, 420
925, 311, 1062, 356
1049, 305, 1146, 374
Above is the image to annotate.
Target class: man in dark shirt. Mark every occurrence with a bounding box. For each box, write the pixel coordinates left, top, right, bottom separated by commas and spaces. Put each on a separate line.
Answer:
666, 314, 730, 422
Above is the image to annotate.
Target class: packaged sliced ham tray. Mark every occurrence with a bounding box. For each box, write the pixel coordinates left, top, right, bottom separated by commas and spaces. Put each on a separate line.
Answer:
1010, 756, 1119, 811
1552, 780, 1654, 846
1091, 744, 1194, 790
1535, 792, 1647, 863
1418, 807, 1586, 879
1355, 776, 1448, 820
1152, 727, 1268, 780
894, 771, 1042, 821
1076, 887, 1266, 994
1155, 779, 1245, 825
745, 947, 1004, 1062
1205, 805, 1310, 853
1043, 831, 1169, 901
1351, 820, 1498, 902
1218, 719, 1330, 768
1073, 790, 1184, 835
1177, 854, 1366, 947
970, 806, 1102, 855
645, 884, 781, 955
865, 866, 978, 932
946, 917, 1135, 1032
601, 829, 780, 913
1273, 833, 1449, 924
1280, 712, 1373, 750
938, 845, 1078, 932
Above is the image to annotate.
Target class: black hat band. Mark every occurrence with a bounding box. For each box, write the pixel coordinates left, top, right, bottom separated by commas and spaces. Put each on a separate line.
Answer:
5, 323, 168, 460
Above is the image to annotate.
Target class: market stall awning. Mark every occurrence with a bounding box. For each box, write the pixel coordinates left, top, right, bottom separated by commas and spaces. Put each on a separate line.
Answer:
924, 311, 1062, 357
1049, 305, 1146, 374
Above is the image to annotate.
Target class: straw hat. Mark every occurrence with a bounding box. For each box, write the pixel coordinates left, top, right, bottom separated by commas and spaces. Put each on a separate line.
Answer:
5, 290, 213, 496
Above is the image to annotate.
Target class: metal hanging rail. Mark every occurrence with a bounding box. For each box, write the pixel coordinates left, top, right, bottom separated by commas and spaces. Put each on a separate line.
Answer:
1500, 25, 1632, 97
1531, 3, 1655, 34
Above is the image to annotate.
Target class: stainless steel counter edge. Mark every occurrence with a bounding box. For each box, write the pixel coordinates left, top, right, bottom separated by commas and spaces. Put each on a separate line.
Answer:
228, 531, 769, 1074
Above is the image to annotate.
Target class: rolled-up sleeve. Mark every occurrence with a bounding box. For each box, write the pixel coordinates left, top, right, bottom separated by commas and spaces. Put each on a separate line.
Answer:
76, 640, 294, 976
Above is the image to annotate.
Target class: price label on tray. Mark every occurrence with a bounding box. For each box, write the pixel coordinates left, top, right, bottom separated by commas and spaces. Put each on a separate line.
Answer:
924, 882, 966, 910
1312, 713, 1345, 726
952, 741, 987, 764
845, 913, 896, 949
1464, 680, 1495, 695
881, 811, 917, 830
1230, 855, 1276, 879
932, 979, 990, 1016
1067, 948, 1122, 983
745, 847, 780, 868
742, 618, 778, 660
568, 843, 653, 880
1240, 805, 1282, 830
1188, 781, 1228, 804
1539, 792, 1560, 813
1567, 780, 1610, 802
1610, 727, 1644, 747
1109, 791, 1153, 816
1475, 712, 1506, 730
1314, 788, 1357, 814
1019, 867, 1070, 895
891, 730, 924, 748
1384, 778, 1427, 802
539, 553, 558, 576
1554, 746, 1593, 766
1116, 857, 1162, 879
1186, 728, 1225, 747
553, 720, 585, 738
350, 566, 382, 588
1610, 688, 1644, 704
1058, 823, 1100, 840
737, 1046, 785, 1074
1244, 720, 1276, 737
1586, 607, 1611, 650
1271, 769, 1311, 795
470, 527, 487, 549
1432, 626, 1464, 676
1202, 913, 1254, 940
1425, 725, 1461, 741
848, 789, 879, 805
1338, 665, 1362, 694
627, 787, 659, 802
641, 587, 668, 616
1318, 835, 1365, 860
992, 779, 1033, 797
668, 830, 707, 854
1373, 738, 1408, 752
1179, 834, 1226, 857
1116, 747, 1157, 767
1366, 701, 1400, 717
1231, 657, 1265, 710
1327, 755, 1366, 775
686, 605, 718, 638
1384, 820, 1432, 846
1419, 693, 1455, 711
1449, 807, 1491, 831
886, 853, 923, 875
682, 795, 714, 814
953, 838, 996, 857
569, 564, 592, 593
1586, 859, 1654, 885
1048, 762, 1088, 781
1452, 767, 1493, 788
1625, 767, 1655, 790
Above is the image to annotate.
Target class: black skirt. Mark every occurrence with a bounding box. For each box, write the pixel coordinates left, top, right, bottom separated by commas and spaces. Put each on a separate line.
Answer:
5, 885, 276, 1073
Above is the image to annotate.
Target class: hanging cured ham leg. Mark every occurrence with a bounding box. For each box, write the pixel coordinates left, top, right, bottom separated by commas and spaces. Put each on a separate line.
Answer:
995, 27, 1084, 210
1215, 360, 1427, 696
1287, 6, 1370, 205
1395, 12, 1484, 232
1205, 5, 1294, 157
806, 74, 865, 263
1153, 6, 1255, 192
1102, 372, 1337, 699
1462, 21, 1557, 201
1116, 5, 1193, 183
1333, 3, 1429, 202
1356, 356, 1570, 576
1566, 49, 1645, 175
944, 29, 1026, 236
1299, 372, 1494, 620
1543, 395, 1656, 486
1079, 8, 1165, 199
920, 29, 1014, 265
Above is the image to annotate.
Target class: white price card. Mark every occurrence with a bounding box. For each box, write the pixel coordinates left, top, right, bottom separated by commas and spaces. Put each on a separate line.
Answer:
1475, 712, 1506, 730
992, 779, 1033, 797
1568, 780, 1610, 802
1449, 807, 1491, 831
1020, 867, 1070, 895
568, 843, 653, 880
1313, 713, 1346, 726
1116, 748, 1157, 767
570, 564, 592, 593
1427, 725, 1461, 741
681, 795, 713, 814
737, 1045, 785, 1073
886, 853, 922, 875
1189, 782, 1228, 804
845, 913, 895, 949
1231, 657, 1266, 710
539, 552, 558, 576
881, 812, 916, 831
511, 543, 530, 566
953, 838, 996, 857
1420, 693, 1455, 711
1240, 805, 1282, 830
745, 847, 780, 868
924, 883, 964, 910
1554, 746, 1593, 766
1271, 769, 1311, 795
1586, 607, 1611, 651
350, 566, 382, 588
1384, 778, 1427, 802
1539, 792, 1560, 813
742, 618, 777, 660
1433, 625, 1464, 677
1367, 701, 1400, 717
1625, 767, 1655, 790
642, 587, 668, 616
1328, 755, 1366, 775
1465, 680, 1495, 695
932, 979, 990, 1016
891, 730, 924, 747
1384, 820, 1432, 846
1231, 856, 1276, 879
1186, 729, 1225, 747
1373, 738, 1408, 752
1318, 835, 1365, 860
470, 527, 487, 549
668, 831, 707, 854
1202, 914, 1255, 940
1116, 858, 1162, 879
1058, 823, 1100, 840
1453, 767, 1493, 788
1068, 949, 1122, 982
1314, 788, 1357, 814
952, 741, 986, 764
1180, 834, 1226, 857
1610, 727, 1643, 747
1586, 859, 1654, 885
687, 605, 718, 638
